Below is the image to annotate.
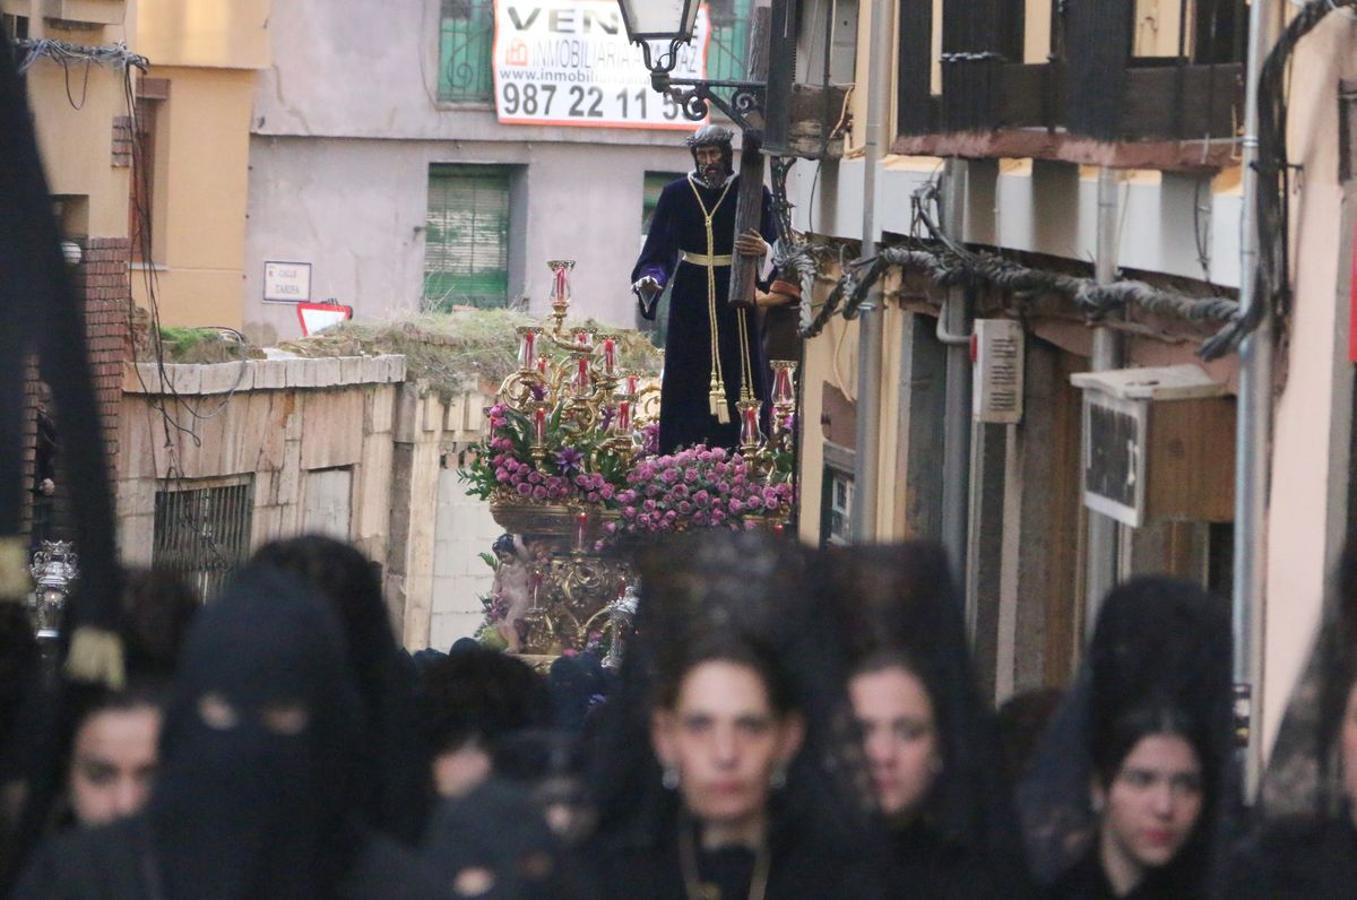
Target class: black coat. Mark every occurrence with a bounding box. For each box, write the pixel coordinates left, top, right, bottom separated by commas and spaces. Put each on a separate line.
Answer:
631, 175, 775, 453
12, 816, 449, 900
1223, 816, 1357, 899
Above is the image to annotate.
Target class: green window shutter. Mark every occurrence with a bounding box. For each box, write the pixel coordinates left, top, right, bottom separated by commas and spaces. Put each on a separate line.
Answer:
424, 165, 510, 310
642, 171, 685, 235
707, 0, 753, 82
438, 0, 494, 102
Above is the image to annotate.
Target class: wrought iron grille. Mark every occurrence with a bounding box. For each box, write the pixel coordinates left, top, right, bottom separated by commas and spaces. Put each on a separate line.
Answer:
153, 479, 254, 602
439, 0, 495, 103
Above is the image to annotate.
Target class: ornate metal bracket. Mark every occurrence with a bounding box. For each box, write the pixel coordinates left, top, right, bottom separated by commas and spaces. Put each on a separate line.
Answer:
652, 72, 767, 136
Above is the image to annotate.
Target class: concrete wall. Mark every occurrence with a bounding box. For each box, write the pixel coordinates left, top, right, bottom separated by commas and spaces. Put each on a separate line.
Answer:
242, 0, 696, 344
242, 135, 692, 343
430, 466, 499, 652
786, 156, 1244, 289
116, 355, 405, 616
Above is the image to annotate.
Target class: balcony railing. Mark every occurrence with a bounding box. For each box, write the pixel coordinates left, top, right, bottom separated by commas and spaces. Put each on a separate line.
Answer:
897, 0, 1245, 157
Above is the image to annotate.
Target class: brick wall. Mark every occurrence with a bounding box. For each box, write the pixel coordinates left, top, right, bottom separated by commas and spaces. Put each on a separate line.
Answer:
21, 237, 133, 545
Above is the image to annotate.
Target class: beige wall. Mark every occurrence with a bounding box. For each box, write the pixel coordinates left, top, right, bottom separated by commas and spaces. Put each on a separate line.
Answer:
130, 65, 255, 328
10, 3, 136, 241
135, 0, 269, 69
1261, 15, 1357, 754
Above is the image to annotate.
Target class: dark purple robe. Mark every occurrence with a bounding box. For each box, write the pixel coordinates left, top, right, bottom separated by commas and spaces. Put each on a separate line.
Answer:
631, 174, 776, 453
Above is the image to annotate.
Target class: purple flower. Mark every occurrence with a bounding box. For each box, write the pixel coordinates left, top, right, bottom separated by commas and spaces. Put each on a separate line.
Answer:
528, 383, 547, 401
600, 485, 615, 500
555, 447, 584, 474
661, 467, 679, 484
532, 486, 548, 501
495, 469, 511, 483
683, 467, 699, 484
587, 491, 601, 503
693, 490, 710, 508
678, 501, 692, 515
730, 499, 744, 514
643, 499, 657, 513
622, 506, 637, 520
516, 483, 532, 497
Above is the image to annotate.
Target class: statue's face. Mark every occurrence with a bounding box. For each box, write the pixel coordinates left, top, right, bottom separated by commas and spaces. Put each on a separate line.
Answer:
694, 145, 726, 188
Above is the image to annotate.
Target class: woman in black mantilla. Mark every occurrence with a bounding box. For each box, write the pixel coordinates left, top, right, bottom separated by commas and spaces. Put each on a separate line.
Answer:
13, 564, 445, 899
1223, 538, 1357, 898
1018, 578, 1237, 899
818, 542, 1032, 899
631, 125, 778, 453
580, 531, 886, 899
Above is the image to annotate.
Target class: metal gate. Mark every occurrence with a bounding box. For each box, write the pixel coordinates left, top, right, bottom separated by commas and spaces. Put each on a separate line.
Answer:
152, 478, 254, 601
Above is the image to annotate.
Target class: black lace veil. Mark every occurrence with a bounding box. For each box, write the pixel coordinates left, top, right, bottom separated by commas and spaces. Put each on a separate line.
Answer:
586, 531, 873, 855
1016, 577, 1236, 891
1257, 539, 1357, 823
816, 542, 1023, 864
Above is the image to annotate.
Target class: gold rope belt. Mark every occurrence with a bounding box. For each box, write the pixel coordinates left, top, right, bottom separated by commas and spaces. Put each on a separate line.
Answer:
680, 250, 734, 267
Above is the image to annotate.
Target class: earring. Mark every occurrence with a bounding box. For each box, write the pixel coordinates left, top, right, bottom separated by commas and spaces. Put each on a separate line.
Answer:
769, 764, 788, 790
662, 766, 680, 790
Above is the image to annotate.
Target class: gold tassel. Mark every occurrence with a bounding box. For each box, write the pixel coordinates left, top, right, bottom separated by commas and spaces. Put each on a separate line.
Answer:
717, 402, 731, 425
0, 536, 30, 603
66, 626, 126, 690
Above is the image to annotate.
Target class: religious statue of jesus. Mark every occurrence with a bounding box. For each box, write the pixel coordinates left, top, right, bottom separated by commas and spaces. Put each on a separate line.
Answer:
630, 125, 798, 453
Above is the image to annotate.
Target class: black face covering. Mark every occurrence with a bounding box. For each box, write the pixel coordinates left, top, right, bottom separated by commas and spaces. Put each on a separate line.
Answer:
149, 564, 361, 899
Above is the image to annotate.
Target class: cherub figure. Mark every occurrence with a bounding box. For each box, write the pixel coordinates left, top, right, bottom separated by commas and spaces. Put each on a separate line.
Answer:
491, 533, 535, 652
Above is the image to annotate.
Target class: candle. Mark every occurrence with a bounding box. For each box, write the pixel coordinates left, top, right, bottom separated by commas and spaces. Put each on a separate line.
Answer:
537, 356, 549, 376
575, 511, 589, 551
517, 328, 537, 371
602, 338, 617, 376
575, 355, 591, 393
616, 399, 631, 433
625, 374, 639, 397
740, 402, 761, 448
533, 406, 547, 446
554, 266, 569, 303
772, 363, 795, 405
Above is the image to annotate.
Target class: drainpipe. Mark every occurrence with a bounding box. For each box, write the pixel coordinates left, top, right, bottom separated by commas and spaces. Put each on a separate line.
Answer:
939, 158, 973, 577
1234, 0, 1276, 798
850, 0, 894, 542
1086, 168, 1124, 635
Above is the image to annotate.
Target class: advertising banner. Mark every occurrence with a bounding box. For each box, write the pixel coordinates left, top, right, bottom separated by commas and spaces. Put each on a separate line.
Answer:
492, 0, 710, 129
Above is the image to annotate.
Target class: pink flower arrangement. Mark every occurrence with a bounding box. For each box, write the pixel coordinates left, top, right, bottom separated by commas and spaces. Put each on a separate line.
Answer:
604, 444, 794, 539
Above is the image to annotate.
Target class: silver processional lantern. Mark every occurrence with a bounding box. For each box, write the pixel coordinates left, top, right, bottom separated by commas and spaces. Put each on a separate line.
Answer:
29, 540, 78, 642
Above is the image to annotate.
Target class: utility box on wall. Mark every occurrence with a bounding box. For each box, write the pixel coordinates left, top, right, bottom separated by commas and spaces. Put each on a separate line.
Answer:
1071, 365, 1234, 528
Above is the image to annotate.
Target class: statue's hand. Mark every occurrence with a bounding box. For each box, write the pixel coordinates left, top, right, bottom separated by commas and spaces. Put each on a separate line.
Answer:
633, 276, 663, 320
734, 229, 768, 258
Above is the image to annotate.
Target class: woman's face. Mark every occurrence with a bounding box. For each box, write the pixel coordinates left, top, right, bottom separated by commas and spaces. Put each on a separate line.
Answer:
68, 705, 161, 826
849, 665, 939, 819
1340, 681, 1357, 818
1095, 733, 1204, 883
651, 660, 803, 830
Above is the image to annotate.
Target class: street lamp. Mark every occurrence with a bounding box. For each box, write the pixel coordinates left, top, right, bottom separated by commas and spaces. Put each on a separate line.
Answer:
615, 0, 766, 133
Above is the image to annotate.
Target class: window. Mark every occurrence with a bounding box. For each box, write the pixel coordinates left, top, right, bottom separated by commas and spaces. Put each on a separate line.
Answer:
424, 164, 511, 310
2, 14, 29, 42
707, 0, 753, 81
438, 0, 495, 103
153, 479, 254, 601
820, 442, 855, 547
